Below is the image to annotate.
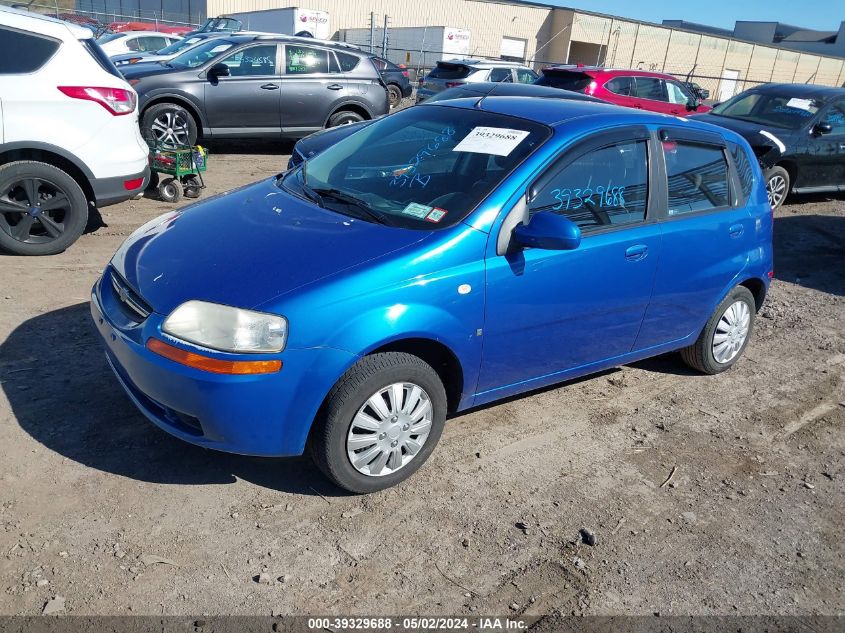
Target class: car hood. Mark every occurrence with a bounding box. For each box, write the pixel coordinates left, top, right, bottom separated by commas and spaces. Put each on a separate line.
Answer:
110, 178, 429, 315
120, 61, 181, 80
691, 113, 795, 149
295, 119, 376, 159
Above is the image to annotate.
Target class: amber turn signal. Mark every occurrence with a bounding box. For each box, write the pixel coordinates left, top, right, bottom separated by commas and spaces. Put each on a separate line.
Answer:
146, 338, 282, 375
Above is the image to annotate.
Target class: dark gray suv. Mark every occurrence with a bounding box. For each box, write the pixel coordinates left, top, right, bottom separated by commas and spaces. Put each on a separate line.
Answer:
122, 35, 389, 146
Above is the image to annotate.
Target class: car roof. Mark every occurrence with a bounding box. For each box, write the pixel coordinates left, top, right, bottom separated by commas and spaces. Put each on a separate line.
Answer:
0, 4, 91, 39
115, 30, 182, 38
251, 33, 363, 52
431, 82, 606, 103
440, 58, 531, 69
746, 82, 845, 100
542, 65, 679, 80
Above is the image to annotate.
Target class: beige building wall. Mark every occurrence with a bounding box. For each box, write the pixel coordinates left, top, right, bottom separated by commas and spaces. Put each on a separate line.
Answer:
206, 0, 845, 89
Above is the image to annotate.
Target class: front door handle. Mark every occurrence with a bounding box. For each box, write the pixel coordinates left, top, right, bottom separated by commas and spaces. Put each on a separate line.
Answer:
625, 244, 648, 261
728, 223, 744, 238
260, 83, 279, 90
327, 83, 344, 90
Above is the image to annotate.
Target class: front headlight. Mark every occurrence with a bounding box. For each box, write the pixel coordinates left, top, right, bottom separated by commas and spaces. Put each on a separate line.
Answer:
162, 301, 287, 353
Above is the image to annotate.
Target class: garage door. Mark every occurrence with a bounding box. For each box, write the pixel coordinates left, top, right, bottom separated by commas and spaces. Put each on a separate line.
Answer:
500, 36, 526, 62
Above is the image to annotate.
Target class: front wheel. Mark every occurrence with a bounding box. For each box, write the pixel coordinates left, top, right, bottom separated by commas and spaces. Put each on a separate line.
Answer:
764, 166, 790, 209
680, 286, 756, 374
309, 352, 447, 493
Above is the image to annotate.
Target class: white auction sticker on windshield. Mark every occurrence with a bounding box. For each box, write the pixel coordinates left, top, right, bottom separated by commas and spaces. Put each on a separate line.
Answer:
786, 98, 814, 111
453, 127, 530, 156
402, 202, 433, 218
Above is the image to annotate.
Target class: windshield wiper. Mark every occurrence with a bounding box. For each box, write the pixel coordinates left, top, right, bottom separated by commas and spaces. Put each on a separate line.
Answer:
311, 187, 392, 226
296, 162, 325, 207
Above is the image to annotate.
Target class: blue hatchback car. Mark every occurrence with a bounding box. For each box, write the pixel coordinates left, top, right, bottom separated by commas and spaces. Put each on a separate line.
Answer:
91, 97, 773, 493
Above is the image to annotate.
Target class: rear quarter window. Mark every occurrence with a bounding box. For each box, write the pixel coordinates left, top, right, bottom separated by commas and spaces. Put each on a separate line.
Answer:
535, 71, 592, 92
429, 63, 471, 80
337, 51, 361, 72
729, 142, 754, 203
0, 26, 60, 74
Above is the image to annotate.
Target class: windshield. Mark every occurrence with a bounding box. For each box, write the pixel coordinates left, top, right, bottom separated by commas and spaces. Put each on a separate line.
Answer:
711, 92, 822, 129
156, 36, 204, 55
281, 106, 550, 229
169, 38, 237, 68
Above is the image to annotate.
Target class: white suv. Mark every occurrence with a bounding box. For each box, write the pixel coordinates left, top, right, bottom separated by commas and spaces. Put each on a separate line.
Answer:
416, 59, 539, 102
0, 6, 150, 255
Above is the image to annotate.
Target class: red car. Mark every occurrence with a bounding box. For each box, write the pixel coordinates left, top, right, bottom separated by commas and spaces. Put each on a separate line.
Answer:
537, 65, 712, 116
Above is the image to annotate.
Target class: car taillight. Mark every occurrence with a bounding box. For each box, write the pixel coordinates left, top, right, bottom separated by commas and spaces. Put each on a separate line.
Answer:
402, 70, 409, 77
445, 81, 464, 88
57, 86, 136, 116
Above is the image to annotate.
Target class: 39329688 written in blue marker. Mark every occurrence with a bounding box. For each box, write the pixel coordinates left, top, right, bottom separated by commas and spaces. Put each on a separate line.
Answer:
549, 184, 626, 211
389, 126, 456, 189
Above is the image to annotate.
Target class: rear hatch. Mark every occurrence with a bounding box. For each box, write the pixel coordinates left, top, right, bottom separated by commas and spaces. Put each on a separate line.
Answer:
422, 62, 473, 94
535, 69, 595, 93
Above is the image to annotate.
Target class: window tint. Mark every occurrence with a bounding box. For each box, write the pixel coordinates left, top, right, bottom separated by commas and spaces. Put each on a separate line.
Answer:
0, 27, 59, 74
605, 76, 634, 96
516, 69, 537, 84
337, 51, 360, 71
666, 81, 689, 105
219, 45, 277, 76
635, 77, 665, 101
370, 56, 386, 71
529, 140, 649, 231
730, 142, 754, 202
488, 67, 513, 83
428, 63, 472, 79
285, 45, 328, 74
664, 141, 730, 215
823, 102, 845, 134
535, 71, 592, 92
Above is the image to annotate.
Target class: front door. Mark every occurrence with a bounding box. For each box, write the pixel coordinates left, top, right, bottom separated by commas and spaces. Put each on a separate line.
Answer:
801, 100, 845, 189
478, 130, 661, 395
203, 43, 281, 134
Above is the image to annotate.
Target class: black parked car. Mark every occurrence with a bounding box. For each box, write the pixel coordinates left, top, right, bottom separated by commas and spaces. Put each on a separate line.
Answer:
693, 83, 845, 208
123, 34, 389, 146
368, 54, 412, 107
287, 82, 608, 169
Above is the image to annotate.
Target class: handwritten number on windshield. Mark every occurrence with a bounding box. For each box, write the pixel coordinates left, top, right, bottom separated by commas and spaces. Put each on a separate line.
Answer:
390, 126, 456, 189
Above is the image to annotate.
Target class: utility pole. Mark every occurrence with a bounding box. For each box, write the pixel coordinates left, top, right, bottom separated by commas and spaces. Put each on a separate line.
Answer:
382, 14, 389, 58
369, 12, 375, 54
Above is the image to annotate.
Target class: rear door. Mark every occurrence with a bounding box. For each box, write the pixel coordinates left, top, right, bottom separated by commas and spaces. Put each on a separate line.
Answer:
635, 127, 754, 349
602, 75, 641, 109
632, 76, 673, 114
278, 44, 346, 132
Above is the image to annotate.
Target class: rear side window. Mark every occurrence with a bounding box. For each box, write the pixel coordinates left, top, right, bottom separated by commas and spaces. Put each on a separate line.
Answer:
337, 51, 360, 72
0, 26, 60, 74
81, 39, 123, 78
428, 63, 471, 80
516, 69, 536, 84
488, 67, 512, 83
535, 71, 592, 92
529, 140, 649, 231
285, 45, 328, 74
605, 76, 634, 96
635, 77, 665, 101
664, 141, 730, 215
730, 142, 754, 203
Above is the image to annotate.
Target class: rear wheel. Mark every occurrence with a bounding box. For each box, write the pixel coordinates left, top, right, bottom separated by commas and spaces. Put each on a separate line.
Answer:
0, 161, 88, 256
764, 166, 790, 209
309, 352, 447, 493
387, 84, 402, 108
328, 110, 365, 128
142, 103, 198, 148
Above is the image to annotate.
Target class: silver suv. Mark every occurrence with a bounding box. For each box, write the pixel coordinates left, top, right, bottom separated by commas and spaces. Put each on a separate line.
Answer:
416, 59, 538, 102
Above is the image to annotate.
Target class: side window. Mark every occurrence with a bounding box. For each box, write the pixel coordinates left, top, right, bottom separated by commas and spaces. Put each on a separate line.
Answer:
666, 81, 690, 105
823, 102, 845, 134
138, 36, 167, 52
730, 142, 754, 203
285, 46, 329, 74
0, 27, 60, 74
663, 141, 731, 215
488, 68, 513, 83
337, 52, 361, 71
370, 57, 387, 71
125, 38, 141, 51
516, 69, 537, 84
605, 76, 634, 96
529, 140, 649, 231
635, 77, 665, 102
219, 45, 277, 76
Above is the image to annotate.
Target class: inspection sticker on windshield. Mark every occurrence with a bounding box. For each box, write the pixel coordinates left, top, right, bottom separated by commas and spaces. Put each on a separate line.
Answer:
402, 202, 433, 218
453, 127, 530, 156
786, 98, 814, 111
425, 208, 448, 223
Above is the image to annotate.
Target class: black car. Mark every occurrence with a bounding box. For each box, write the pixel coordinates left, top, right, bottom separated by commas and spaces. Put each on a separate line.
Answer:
287, 82, 608, 169
368, 54, 412, 107
693, 83, 845, 208
123, 34, 389, 146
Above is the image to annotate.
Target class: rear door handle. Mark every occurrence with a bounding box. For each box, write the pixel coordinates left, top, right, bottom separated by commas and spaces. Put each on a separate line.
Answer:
327, 83, 344, 90
260, 83, 279, 90
728, 223, 744, 237
625, 244, 648, 261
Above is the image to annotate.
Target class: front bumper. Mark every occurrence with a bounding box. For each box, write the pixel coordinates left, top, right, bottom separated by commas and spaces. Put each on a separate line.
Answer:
90, 269, 356, 457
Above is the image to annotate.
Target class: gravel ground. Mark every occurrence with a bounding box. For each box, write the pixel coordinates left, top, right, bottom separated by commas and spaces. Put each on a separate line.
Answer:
0, 140, 843, 619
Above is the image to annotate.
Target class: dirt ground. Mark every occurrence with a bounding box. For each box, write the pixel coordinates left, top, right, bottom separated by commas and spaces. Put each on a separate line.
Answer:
0, 141, 843, 620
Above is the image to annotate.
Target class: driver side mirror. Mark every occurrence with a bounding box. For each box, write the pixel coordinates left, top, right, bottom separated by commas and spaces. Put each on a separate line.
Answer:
814, 121, 833, 135
208, 62, 230, 78
513, 212, 581, 251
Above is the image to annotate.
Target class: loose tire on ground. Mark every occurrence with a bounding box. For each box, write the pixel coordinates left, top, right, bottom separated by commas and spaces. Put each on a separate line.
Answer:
183, 175, 202, 198
680, 285, 756, 375
0, 161, 88, 256
309, 352, 447, 493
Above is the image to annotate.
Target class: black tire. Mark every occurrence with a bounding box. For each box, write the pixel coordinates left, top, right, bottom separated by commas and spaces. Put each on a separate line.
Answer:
309, 352, 447, 494
158, 177, 183, 203
764, 166, 790, 209
0, 161, 88, 256
142, 102, 198, 148
182, 175, 201, 198
327, 110, 365, 128
680, 286, 756, 375
387, 84, 402, 108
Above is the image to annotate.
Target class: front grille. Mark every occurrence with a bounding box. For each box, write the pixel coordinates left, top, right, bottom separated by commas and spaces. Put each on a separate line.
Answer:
110, 270, 152, 321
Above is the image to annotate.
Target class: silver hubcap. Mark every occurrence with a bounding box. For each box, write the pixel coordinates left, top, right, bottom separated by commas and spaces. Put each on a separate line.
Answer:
712, 300, 751, 364
346, 382, 432, 477
150, 110, 189, 147
767, 174, 786, 208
